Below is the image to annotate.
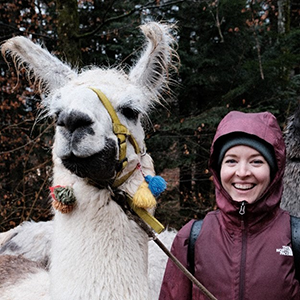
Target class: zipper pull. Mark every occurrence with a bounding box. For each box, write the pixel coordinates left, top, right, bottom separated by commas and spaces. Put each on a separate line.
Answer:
239, 201, 246, 216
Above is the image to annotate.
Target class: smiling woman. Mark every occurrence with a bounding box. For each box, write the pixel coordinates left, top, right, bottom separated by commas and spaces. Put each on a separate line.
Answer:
159, 111, 300, 300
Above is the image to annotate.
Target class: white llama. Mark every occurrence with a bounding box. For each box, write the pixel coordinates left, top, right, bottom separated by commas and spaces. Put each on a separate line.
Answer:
0, 22, 178, 300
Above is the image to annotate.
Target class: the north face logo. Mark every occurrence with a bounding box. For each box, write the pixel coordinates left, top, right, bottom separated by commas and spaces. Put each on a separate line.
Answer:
276, 246, 293, 256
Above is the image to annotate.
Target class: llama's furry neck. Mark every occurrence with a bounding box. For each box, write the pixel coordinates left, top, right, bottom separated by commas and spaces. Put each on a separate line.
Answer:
50, 155, 154, 300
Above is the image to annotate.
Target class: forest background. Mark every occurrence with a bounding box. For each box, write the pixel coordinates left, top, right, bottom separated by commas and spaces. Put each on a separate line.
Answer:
1, 0, 300, 231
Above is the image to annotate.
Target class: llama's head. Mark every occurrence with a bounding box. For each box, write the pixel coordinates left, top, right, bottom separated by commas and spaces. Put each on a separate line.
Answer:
2, 23, 178, 190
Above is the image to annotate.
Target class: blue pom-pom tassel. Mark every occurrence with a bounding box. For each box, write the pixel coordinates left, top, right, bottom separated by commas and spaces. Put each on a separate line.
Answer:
145, 175, 167, 197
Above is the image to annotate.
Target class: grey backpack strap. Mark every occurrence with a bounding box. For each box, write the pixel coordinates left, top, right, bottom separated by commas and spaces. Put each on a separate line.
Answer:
188, 219, 203, 275
291, 215, 300, 281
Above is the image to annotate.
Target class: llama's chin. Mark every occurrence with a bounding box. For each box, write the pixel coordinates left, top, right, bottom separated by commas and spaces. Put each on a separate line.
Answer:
61, 139, 118, 185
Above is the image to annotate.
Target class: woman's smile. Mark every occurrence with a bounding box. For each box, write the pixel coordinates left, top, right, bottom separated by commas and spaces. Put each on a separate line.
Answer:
233, 183, 256, 190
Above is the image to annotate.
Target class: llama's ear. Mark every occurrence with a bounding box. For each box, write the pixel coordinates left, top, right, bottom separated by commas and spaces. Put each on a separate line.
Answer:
129, 22, 178, 101
1, 36, 76, 93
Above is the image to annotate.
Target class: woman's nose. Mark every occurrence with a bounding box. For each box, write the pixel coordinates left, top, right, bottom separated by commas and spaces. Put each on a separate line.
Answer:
236, 162, 251, 177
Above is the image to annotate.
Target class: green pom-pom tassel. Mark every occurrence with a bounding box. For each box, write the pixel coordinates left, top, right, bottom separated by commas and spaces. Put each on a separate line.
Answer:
50, 186, 76, 205
50, 185, 77, 214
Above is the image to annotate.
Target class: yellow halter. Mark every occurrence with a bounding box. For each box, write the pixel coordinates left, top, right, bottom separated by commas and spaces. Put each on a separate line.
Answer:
89, 87, 140, 187
89, 87, 165, 233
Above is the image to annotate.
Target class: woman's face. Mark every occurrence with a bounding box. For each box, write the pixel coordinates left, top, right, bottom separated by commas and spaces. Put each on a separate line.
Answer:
220, 145, 271, 204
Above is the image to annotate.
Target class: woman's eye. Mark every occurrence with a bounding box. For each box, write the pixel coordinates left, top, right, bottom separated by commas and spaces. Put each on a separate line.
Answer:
252, 159, 264, 165
224, 159, 237, 164
120, 107, 139, 121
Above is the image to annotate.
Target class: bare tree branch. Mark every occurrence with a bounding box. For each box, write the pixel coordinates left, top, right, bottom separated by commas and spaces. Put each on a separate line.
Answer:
77, 0, 184, 39
208, 0, 224, 43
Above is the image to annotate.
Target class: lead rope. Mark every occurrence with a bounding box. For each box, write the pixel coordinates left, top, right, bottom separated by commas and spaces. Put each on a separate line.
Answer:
134, 208, 218, 300
113, 191, 218, 300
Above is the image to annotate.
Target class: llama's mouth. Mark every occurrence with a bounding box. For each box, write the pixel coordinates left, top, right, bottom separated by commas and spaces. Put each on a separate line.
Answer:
62, 138, 118, 184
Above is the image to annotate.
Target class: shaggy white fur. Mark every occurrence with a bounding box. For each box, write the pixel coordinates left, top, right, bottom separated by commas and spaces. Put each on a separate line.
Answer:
0, 220, 177, 300
0, 22, 178, 300
0, 221, 53, 267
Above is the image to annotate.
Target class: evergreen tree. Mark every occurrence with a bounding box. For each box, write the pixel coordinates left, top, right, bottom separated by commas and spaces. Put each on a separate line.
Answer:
1, 0, 300, 230
147, 0, 300, 228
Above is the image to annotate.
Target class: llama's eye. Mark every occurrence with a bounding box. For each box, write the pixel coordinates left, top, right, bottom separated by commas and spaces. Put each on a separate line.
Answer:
54, 110, 61, 122
120, 106, 139, 121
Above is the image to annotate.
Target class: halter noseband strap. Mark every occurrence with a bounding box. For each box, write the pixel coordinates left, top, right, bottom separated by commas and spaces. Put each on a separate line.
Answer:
89, 87, 140, 186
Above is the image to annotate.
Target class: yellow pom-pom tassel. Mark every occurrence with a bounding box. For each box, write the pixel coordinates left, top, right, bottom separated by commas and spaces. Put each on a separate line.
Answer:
132, 181, 157, 209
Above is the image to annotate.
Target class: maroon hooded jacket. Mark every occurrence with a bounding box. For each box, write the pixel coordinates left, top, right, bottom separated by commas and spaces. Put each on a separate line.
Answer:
159, 111, 300, 300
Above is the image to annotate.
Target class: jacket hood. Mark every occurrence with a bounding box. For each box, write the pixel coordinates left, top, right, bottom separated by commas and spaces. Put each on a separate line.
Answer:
209, 111, 286, 227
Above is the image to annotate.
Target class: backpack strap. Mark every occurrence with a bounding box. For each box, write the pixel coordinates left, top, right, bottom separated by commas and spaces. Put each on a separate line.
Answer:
291, 215, 300, 281
188, 219, 203, 275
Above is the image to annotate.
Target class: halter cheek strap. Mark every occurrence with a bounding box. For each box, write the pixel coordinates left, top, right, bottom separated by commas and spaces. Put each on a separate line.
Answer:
89, 87, 140, 186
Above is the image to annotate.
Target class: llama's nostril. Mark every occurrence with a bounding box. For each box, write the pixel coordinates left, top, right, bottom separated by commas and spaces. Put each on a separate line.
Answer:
57, 110, 93, 133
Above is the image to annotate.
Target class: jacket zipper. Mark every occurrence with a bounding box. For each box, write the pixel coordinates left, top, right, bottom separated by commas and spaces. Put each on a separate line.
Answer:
239, 201, 247, 300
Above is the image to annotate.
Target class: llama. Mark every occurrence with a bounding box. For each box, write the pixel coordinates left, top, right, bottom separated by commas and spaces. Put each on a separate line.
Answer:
281, 104, 300, 217
0, 22, 178, 300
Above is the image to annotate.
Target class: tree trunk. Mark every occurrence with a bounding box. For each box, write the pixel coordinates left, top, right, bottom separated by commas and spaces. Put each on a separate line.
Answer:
277, 0, 291, 35
55, 0, 81, 67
